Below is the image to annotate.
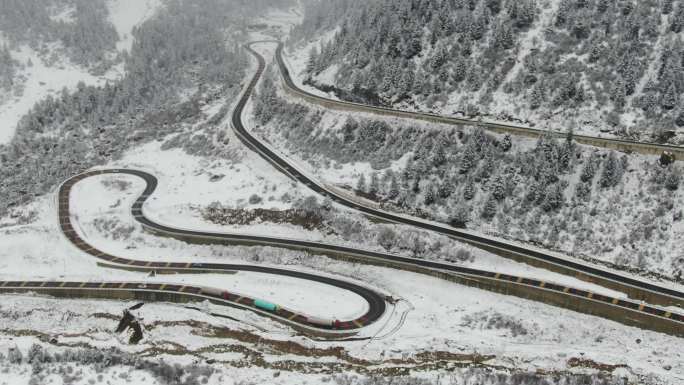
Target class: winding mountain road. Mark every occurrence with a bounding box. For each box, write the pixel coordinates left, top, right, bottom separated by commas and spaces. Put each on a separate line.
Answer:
242, 42, 684, 307
260, 43, 684, 308
2, 41, 684, 338
0, 168, 386, 335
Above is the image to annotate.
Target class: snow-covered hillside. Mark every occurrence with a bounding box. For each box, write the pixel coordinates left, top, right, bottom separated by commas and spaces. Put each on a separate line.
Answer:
108, 0, 162, 52
0, 0, 162, 144
254, 40, 684, 284
1, 3, 683, 384
289, 0, 684, 143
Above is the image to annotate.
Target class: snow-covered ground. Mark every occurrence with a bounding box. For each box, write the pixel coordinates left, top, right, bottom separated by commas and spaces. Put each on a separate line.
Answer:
1, 7, 683, 384
0, 64, 681, 383
2, 260, 683, 383
0, 44, 118, 144
0, 0, 162, 145
249, 6, 302, 43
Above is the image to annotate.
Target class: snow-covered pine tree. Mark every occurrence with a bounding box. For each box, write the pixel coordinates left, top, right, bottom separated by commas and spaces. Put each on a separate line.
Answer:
530, 82, 545, 110
610, 76, 626, 110
492, 175, 506, 200
424, 186, 436, 205
369, 172, 380, 197
671, 3, 684, 33
438, 179, 453, 199
463, 178, 475, 200
460, 144, 477, 174
450, 202, 470, 228
388, 175, 400, 199
665, 167, 681, 191
600, 152, 621, 188
662, 83, 678, 110
501, 134, 512, 152
482, 194, 497, 219
357, 173, 367, 192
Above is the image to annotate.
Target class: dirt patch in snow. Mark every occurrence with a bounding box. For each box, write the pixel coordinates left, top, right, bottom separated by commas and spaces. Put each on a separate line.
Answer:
201, 204, 330, 233
567, 357, 629, 373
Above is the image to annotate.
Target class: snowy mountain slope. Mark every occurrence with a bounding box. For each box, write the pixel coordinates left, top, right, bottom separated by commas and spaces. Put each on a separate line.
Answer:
289, 0, 684, 143
107, 0, 162, 52
0, 44, 120, 144
3, 83, 671, 382
0, 0, 163, 144
1, 3, 683, 384
253, 45, 684, 284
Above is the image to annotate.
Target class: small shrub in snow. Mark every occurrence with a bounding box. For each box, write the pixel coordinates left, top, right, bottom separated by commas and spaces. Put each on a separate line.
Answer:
455, 248, 472, 262
376, 227, 397, 250
248, 194, 263, 205
463, 311, 529, 337
27, 344, 50, 364
664, 167, 681, 190
7, 346, 22, 364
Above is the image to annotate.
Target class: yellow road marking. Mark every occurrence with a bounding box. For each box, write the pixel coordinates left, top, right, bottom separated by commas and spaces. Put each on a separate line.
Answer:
186, 263, 192, 268
289, 313, 298, 320
178, 286, 186, 292
516, 276, 523, 283
587, 292, 593, 299
665, 312, 672, 318
119, 282, 127, 288
638, 303, 645, 311
612, 298, 619, 304
539, 281, 546, 288
563, 287, 570, 293
353, 320, 364, 328
159, 284, 167, 290
494, 273, 501, 279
